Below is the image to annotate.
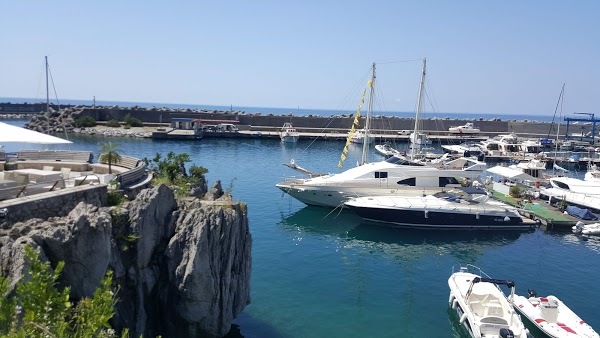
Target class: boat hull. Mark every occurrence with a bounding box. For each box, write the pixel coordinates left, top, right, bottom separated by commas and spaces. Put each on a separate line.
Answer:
347, 204, 528, 229
512, 295, 599, 338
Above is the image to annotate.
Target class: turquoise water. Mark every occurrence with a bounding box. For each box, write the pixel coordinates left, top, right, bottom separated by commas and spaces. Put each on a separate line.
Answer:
4, 121, 600, 337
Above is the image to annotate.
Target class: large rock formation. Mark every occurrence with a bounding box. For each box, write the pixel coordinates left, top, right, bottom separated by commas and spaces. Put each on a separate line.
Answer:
0, 183, 252, 338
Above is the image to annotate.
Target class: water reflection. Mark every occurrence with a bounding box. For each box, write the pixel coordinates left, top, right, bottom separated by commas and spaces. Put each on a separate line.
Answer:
560, 232, 600, 253
279, 206, 527, 262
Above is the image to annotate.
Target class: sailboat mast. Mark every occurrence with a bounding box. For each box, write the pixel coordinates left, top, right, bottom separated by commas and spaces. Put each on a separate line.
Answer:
411, 58, 426, 159
554, 83, 565, 163
361, 62, 376, 165
45, 56, 50, 113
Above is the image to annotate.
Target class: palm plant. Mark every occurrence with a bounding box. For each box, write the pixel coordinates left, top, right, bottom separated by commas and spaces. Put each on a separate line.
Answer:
99, 142, 122, 174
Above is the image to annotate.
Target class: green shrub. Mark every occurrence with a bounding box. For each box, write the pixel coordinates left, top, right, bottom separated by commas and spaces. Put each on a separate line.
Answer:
107, 190, 125, 206
144, 152, 208, 195
124, 113, 143, 127
509, 184, 523, 198
0, 245, 117, 337
106, 119, 121, 127
123, 124, 131, 129
74, 116, 97, 128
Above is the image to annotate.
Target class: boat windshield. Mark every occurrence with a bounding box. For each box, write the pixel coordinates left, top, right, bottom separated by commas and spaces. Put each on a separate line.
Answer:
385, 156, 425, 166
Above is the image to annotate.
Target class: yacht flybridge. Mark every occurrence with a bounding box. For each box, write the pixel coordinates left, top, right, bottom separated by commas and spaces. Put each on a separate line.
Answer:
276, 155, 486, 207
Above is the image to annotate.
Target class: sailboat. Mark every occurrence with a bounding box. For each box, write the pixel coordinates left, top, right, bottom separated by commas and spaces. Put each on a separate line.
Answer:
276, 59, 487, 208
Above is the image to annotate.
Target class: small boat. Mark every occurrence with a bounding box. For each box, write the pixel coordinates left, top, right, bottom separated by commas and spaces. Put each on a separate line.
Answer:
374, 142, 401, 157
441, 142, 484, 157
350, 128, 374, 144
449, 122, 480, 134
512, 289, 599, 338
448, 265, 528, 338
572, 221, 600, 236
280, 123, 299, 143
344, 188, 532, 230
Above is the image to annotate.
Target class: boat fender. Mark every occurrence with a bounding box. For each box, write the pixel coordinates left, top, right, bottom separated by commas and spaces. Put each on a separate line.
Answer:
452, 299, 458, 309
504, 216, 510, 222
424, 210, 429, 219
499, 328, 514, 338
459, 313, 467, 324
475, 212, 480, 220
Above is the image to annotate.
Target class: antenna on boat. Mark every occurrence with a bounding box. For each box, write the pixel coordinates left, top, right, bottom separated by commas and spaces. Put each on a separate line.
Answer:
410, 58, 427, 160
361, 63, 376, 165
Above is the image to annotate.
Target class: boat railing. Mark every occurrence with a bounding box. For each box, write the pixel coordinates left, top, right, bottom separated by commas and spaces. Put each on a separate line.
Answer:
452, 264, 491, 279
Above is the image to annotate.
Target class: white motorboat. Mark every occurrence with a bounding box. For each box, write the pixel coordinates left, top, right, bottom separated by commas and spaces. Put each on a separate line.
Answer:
572, 221, 600, 236
449, 122, 480, 134
448, 265, 528, 338
350, 128, 374, 144
345, 188, 532, 230
512, 289, 599, 338
441, 142, 484, 157
277, 156, 487, 208
479, 134, 520, 157
584, 163, 600, 183
540, 176, 600, 212
280, 122, 299, 143
374, 142, 401, 157
409, 131, 431, 145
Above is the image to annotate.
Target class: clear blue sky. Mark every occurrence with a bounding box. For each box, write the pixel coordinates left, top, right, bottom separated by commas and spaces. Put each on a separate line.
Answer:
1, 0, 598, 115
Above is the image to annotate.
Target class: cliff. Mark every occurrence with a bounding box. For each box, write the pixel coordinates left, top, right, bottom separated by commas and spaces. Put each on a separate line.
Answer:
0, 183, 252, 338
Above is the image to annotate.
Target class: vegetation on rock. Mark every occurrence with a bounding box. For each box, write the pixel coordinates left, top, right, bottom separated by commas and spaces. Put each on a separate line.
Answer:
0, 246, 118, 338
106, 119, 121, 127
144, 152, 208, 196
123, 114, 143, 127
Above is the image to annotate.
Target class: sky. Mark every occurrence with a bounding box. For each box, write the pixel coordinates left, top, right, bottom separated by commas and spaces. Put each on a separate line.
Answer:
1, 1, 599, 115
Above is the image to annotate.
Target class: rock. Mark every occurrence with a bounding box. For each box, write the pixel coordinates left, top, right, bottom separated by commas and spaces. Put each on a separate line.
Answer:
205, 180, 223, 200
0, 184, 251, 338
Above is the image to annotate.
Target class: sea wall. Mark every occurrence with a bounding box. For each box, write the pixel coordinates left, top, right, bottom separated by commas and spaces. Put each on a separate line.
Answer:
9, 102, 580, 138
0, 183, 252, 338
0, 185, 107, 225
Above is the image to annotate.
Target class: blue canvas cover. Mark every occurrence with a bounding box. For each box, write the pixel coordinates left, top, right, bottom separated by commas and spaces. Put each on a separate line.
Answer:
566, 205, 599, 220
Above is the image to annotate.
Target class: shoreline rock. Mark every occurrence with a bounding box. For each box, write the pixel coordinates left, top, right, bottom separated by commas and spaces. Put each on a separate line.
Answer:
0, 183, 252, 337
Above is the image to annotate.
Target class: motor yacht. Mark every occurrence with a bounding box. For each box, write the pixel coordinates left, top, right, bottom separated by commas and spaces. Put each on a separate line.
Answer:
449, 122, 480, 134
276, 156, 486, 208
280, 123, 299, 143
344, 188, 532, 230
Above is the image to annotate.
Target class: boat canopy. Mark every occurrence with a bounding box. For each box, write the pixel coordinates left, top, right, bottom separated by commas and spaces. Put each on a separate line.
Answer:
486, 166, 536, 182
473, 277, 515, 288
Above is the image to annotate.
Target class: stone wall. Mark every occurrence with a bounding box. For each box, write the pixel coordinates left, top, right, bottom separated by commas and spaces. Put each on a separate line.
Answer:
0, 185, 107, 226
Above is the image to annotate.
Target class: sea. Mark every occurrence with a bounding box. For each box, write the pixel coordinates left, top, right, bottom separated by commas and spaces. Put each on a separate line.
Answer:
3, 114, 599, 338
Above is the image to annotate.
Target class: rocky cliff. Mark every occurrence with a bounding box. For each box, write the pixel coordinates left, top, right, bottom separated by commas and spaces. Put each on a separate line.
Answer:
0, 183, 252, 338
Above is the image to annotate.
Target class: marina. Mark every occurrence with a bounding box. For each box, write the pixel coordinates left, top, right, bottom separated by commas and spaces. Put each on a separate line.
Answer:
1, 118, 600, 337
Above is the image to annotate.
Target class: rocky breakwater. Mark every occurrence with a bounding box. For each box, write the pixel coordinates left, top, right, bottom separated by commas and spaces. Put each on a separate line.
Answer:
25, 106, 84, 134
0, 182, 252, 338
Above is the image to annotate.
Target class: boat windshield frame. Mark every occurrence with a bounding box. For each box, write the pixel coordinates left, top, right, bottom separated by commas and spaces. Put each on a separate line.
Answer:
385, 156, 425, 166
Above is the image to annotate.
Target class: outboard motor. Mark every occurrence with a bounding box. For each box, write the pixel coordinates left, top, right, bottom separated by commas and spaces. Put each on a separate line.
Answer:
527, 289, 537, 298
499, 328, 515, 338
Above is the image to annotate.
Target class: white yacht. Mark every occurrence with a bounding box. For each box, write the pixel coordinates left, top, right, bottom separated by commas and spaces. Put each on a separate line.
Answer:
276, 156, 487, 207
448, 265, 528, 338
280, 122, 299, 143
449, 122, 480, 134
479, 134, 520, 157
441, 142, 484, 157
540, 176, 600, 212
350, 128, 374, 144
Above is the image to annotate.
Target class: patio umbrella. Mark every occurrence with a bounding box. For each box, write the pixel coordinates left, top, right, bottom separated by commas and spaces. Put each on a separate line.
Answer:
0, 122, 72, 144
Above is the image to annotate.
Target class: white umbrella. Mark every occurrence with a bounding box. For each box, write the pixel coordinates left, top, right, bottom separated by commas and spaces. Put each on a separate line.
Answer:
0, 122, 72, 144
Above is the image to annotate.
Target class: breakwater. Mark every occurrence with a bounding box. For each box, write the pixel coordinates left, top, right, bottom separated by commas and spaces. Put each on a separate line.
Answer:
3, 102, 585, 138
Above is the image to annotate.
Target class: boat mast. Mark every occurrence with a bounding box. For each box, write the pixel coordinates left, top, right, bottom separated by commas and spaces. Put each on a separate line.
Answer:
553, 83, 565, 168
361, 62, 376, 165
45, 56, 50, 113
411, 58, 426, 160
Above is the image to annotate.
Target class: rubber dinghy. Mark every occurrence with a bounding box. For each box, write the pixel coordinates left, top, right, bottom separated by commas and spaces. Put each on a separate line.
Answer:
448, 265, 528, 338
512, 290, 599, 338
572, 221, 600, 236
